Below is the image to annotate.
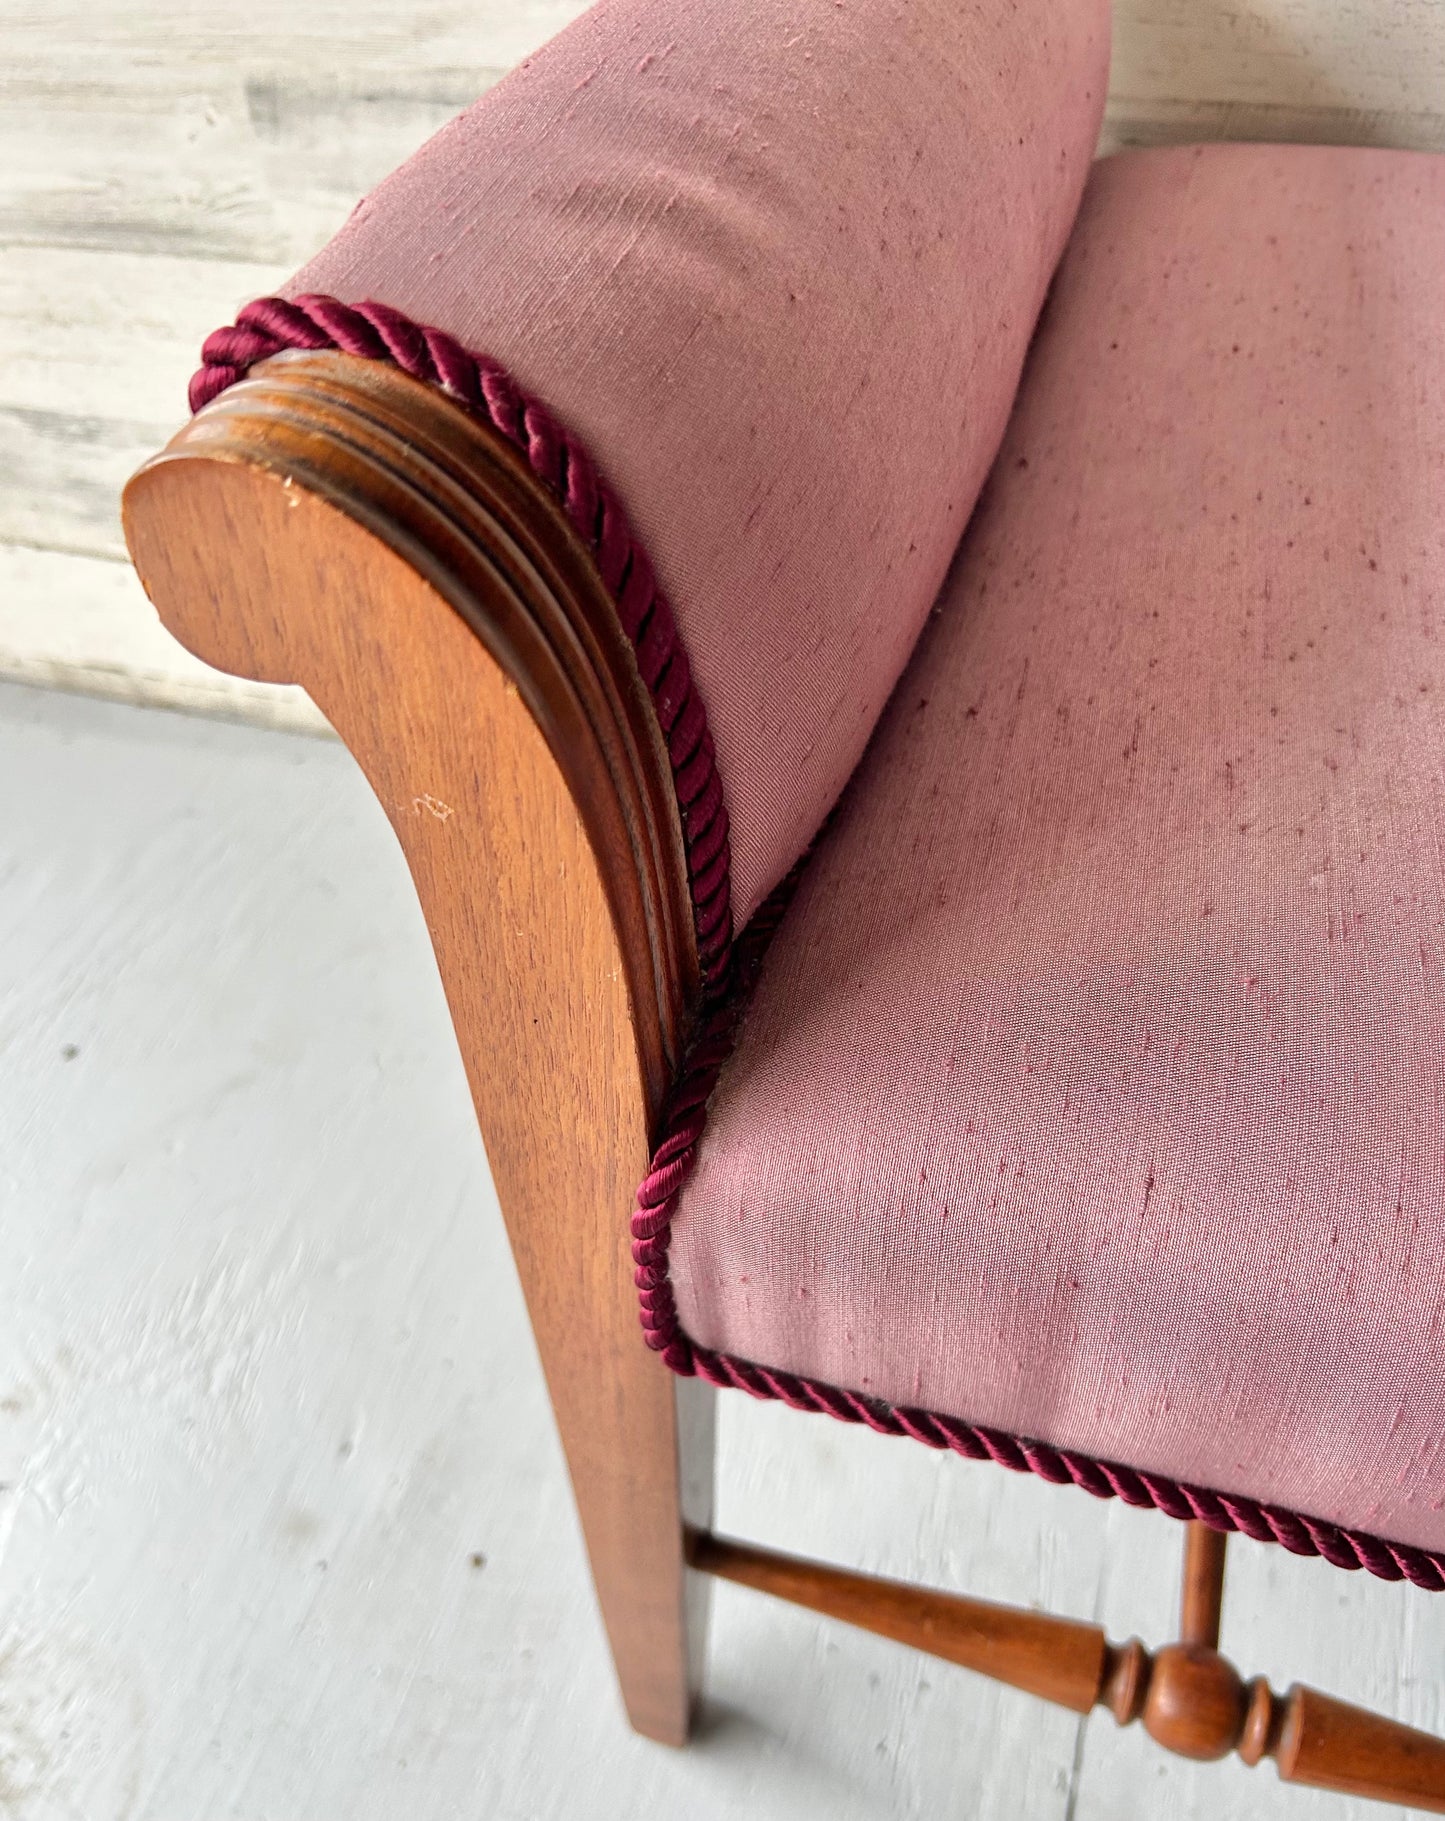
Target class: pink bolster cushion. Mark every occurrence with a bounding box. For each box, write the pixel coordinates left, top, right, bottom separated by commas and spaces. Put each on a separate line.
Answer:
284, 0, 1111, 923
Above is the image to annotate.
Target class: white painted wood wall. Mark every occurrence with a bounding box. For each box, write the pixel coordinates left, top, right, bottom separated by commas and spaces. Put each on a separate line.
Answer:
4, 0, 1445, 726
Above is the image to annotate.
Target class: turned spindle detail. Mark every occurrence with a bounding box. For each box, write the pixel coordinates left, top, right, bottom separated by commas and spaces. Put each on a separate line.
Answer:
693, 1520, 1445, 1812
1106, 1641, 1250, 1760
1100, 1522, 1253, 1761
125, 348, 1445, 1819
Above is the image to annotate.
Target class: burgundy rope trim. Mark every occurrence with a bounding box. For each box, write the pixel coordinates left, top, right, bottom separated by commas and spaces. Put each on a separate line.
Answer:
635, 872, 1445, 1596
684, 1346, 1445, 1590
193, 295, 1445, 1596
189, 294, 733, 997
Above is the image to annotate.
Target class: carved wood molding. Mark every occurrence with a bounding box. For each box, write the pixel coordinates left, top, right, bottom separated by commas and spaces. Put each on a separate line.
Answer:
125, 349, 700, 1122
123, 349, 715, 1743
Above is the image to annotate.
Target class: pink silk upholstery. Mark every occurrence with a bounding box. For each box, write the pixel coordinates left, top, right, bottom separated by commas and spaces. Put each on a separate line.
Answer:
669, 142, 1445, 1555
286, 0, 1109, 923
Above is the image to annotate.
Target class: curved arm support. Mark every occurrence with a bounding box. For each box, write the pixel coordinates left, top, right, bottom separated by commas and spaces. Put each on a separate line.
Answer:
122, 351, 712, 1744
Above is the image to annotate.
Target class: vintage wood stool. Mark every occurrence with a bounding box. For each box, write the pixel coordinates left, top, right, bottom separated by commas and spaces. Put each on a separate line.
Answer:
122, 0, 1445, 1806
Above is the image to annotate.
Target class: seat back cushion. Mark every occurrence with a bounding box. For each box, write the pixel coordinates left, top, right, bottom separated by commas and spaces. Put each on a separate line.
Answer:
276, 0, 1110, 925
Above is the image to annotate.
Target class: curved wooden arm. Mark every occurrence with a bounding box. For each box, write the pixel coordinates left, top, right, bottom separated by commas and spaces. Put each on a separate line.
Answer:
125, 350, 700, 1110
121, 351, 713, 1744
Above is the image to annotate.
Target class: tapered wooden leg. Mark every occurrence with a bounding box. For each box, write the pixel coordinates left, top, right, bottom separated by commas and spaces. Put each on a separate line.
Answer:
1256, 1685, 1445, 1811
123, 365, 714, 1742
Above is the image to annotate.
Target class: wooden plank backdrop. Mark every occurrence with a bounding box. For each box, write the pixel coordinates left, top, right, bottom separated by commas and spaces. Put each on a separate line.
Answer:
3, 0, 1444, 722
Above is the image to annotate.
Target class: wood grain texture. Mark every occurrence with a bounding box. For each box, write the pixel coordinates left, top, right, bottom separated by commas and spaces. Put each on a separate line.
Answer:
693, 1529, 1445, 1807
1076, 1498, 1445, 1820
126, 351, 701, 1106
1179, 1523, 1227, 1652
1105, 0, 1445, 153
1274, 1688, 1445, 1812
691, 1532, 1112, 1715
121, 353, 711, 1743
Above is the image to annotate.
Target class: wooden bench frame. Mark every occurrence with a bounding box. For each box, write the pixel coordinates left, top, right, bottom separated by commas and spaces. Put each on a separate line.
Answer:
124, 350, 1445, 1811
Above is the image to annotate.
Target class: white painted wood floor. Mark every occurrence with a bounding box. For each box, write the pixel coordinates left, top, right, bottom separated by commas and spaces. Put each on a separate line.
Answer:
1, 675, 1442, 1821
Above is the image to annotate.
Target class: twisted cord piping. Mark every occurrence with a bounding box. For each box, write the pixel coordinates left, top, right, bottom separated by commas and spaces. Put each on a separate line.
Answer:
687, 1346, 1445, 1589
191, 293, 733, 993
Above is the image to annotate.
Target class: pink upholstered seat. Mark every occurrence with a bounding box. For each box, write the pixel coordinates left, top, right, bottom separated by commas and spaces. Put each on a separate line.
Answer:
666, 142, 1445, 1560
